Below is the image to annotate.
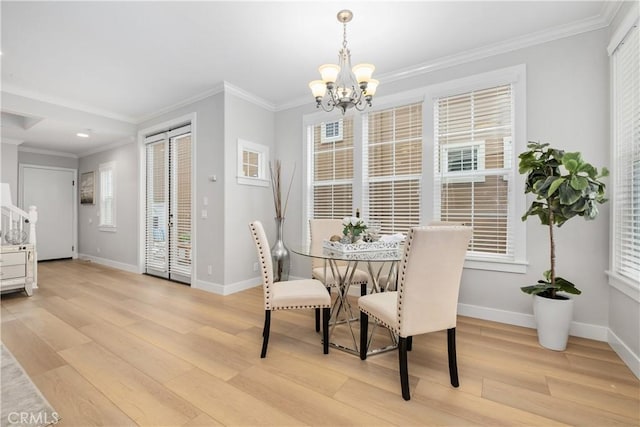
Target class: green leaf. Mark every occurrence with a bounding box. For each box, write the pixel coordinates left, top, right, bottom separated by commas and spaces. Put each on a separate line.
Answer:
547, 177, 565, 197
570, 175, 589, 191
562, 152, 582, 172
558, 182, 581, 205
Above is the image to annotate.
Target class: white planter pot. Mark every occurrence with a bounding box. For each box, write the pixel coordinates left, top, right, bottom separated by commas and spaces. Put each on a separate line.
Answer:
532, 294, 574, 351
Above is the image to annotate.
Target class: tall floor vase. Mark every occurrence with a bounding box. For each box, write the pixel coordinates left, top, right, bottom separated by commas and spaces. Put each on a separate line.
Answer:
271, 218, 290, 282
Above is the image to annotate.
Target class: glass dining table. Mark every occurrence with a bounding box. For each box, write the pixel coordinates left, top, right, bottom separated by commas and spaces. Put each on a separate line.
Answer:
291, 242, 403, 356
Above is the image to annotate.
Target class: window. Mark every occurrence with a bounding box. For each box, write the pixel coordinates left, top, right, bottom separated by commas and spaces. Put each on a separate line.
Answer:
610, 20, 640, 288
321, 120, 343, 143
237, 139, 269, 187
442, 141, 486, 182
99, 161, 116, 231
308, 117, 354, 219
304, 66, 526, 271
428, 66, 527, 272
365, 103, 422, 234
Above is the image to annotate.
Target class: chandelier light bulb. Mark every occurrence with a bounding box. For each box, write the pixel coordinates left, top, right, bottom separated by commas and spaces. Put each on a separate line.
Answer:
319, 64, 340, 84
365, 79, 379, 97
309, 80, 327, 98
353, 64, 375, 84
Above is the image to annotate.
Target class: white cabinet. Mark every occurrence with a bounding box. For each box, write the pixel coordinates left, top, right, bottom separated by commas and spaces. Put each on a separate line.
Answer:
0, 244, 35, 296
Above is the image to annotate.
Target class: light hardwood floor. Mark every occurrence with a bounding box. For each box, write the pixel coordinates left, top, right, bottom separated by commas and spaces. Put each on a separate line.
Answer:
1, 260, 638, 426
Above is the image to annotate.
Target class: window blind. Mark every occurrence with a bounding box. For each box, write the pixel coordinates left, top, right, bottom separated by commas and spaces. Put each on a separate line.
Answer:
310, 118, 354, 219
364, 103, 422, 234
612, 22, 640, 282
99, 162, 115, 228
434, 84, 514, 257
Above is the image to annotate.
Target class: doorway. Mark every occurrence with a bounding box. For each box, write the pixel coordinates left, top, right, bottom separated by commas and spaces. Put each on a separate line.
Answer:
144, 125, 192, 284
19, 165, 76, 260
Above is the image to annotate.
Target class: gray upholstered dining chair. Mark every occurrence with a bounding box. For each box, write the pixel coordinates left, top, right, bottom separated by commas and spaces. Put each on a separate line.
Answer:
358, 225, 472, 400
249, 220, 331, 358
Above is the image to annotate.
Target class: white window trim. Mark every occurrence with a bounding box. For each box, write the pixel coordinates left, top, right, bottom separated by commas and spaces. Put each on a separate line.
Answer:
98, 161, 116, 232
608, 6, 640, 295
237, 139, 269, 187
442, 140, 486, 183
302, 65, 527, 273
424, 65, 527, 273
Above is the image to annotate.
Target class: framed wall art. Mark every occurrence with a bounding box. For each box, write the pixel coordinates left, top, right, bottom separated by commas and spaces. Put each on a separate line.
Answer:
80, 171, 95, 205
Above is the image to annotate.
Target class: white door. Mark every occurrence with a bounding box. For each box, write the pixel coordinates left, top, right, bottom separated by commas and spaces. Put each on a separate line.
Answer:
144, 125, 192, 284
20, 166, 75, 260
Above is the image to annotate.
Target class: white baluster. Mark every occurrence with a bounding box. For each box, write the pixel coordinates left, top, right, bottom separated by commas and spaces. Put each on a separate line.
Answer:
28, 206, 38, 246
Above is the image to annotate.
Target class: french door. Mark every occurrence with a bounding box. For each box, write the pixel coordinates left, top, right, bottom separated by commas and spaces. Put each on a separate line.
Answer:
144, 125, 192, 284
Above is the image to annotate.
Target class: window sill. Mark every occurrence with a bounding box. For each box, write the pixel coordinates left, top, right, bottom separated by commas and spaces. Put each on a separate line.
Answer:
464, 257, 528, 274
607, 271, 640, 303
99, 226, 117, 233
237, 176, 269, 187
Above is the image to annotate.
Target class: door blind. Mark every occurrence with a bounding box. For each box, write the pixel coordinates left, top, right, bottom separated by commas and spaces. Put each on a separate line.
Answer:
364, 103, 422, 234
145, 141, 168, 275
169, 133, 192, 278
612, 22, 640, 282
434, 84, 514, 258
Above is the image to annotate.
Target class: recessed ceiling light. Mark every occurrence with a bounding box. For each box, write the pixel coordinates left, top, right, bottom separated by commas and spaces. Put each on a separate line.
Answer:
76, 132, 89, 138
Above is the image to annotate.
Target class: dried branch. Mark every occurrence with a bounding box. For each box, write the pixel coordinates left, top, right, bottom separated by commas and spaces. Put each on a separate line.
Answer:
269, 160, 295, 219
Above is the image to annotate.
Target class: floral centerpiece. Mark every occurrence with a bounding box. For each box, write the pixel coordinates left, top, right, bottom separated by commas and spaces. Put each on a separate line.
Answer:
342, 216, 368, 243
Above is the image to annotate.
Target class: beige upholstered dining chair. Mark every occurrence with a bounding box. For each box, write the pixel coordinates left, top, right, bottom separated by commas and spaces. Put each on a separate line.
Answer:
309, 219, 370, 293
249, 221, 331, 358
309, 219, 370, 329
358, 225, 472, 400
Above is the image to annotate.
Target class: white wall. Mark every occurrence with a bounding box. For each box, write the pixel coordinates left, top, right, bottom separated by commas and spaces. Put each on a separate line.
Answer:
223, 91, 276, 288
276, 28, 611, 337
78, 142, 138, 270
138, 93, 226, 289
1, 143, 19, 203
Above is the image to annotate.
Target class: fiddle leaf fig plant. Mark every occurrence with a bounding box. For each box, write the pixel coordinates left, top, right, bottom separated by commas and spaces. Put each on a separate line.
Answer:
519, 142, 608, 299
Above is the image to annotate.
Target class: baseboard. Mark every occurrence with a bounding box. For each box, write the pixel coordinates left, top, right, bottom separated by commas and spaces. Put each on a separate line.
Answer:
608, 329, 640, 379
194, 278, 260, 296
457, 303, 609, 342
78, 253, 139, 274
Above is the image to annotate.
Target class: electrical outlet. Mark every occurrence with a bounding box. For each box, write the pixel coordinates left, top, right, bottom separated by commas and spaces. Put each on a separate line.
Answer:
253, 262, 259, 272
207, 265, 212, 275
96, 247, 101, 253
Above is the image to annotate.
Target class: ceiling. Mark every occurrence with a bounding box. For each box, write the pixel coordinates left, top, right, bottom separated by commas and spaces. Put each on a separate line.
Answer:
0, 1, 618, 157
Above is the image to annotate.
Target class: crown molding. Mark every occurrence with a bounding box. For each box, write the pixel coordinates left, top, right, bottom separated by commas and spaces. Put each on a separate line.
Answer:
136, 83, 225, 123
1, 85, 137, 124
1, 138, 24, 145
77, 137, 135, 158
222, 81, 276, 112
18, 145, 78, 158
379, 13, 611, 86
601, 0, 624, 26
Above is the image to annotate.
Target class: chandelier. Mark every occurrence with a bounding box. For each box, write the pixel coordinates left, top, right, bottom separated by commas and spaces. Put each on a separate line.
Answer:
309, 10, 379, 114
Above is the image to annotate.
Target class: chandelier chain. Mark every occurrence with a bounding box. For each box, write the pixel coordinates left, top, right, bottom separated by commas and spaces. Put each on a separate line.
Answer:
343, 22, 348, 50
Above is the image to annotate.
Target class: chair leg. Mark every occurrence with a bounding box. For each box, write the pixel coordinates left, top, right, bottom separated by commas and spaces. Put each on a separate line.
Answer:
399, 336, 410, 400
322, 307, 330, 354
360, 282, 367, 296
407, 336, 413, 351
359, 311, 368, 360
447, 328, 459, 387
315, 308, 320, 332
260, 310, 271, 358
